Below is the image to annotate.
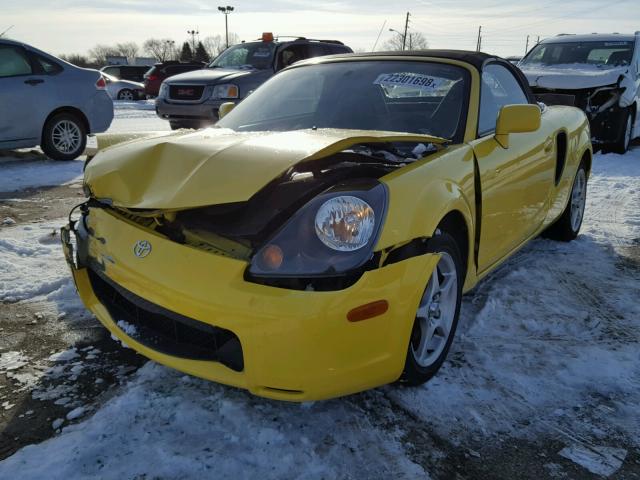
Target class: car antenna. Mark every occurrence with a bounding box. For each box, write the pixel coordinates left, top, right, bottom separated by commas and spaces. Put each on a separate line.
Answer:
0, 25, 14, 38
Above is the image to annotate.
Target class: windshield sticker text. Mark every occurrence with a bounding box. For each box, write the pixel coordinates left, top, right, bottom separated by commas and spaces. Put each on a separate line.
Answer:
373, 73, 446, 91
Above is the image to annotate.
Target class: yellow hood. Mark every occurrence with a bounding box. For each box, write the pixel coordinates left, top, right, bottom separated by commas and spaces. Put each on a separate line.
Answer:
84, 127, 446, 210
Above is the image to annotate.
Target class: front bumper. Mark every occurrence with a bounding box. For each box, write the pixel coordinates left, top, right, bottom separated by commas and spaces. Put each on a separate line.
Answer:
61, 207, 438, 401
155, 97, 234, 122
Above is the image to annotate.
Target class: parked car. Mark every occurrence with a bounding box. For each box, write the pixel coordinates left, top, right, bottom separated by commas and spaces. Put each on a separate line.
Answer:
100, 65, 150, 83
102, 72, 145, 100
143, 61, 205, 97
155, 34, 353, 129
519, 32, 640, 153
64, 50, 592, 401
0, 39, 113, 160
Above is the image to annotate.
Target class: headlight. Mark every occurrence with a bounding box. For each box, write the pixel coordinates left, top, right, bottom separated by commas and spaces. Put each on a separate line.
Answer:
315, 196, 375, 251
247, 180, 387, 280
211, 84, 239, 99
158, 83, 168, 98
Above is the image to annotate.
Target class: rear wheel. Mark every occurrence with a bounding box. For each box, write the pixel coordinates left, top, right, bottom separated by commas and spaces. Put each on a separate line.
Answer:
611, 107, 633, 154
401, 232, 463, 385
117, 89, 135, 101
41, 113, 87, 161
544, 162, 587, 242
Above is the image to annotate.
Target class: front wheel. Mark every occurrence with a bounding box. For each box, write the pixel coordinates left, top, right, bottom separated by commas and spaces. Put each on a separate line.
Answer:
544, 162, 588, 242
41, 113, 87, 161
610, 107, 633, 154
401, 232, 463, 386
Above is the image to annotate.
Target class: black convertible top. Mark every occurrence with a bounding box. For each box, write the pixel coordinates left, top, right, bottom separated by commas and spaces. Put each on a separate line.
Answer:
342, 50, 495, 72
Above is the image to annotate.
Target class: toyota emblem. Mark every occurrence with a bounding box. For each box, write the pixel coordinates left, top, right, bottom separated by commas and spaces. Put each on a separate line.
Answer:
133, 240, 152, 258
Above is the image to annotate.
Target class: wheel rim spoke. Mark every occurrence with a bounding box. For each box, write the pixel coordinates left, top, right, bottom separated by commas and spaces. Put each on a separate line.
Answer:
411, 251, 458, 368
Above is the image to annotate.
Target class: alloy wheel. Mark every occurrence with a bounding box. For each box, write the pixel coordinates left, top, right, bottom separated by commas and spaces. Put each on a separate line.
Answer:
570, 168, 587, 232
411, 252, 458, 367
51, 120, 82, 154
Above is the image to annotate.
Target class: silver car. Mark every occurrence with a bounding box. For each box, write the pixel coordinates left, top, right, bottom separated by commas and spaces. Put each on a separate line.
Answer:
102, 72, 145, 101
0, 39, 113, 160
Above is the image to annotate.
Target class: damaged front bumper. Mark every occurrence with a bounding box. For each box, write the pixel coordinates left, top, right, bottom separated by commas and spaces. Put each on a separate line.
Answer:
533, 85, 627, 144
61, 206, 439, 401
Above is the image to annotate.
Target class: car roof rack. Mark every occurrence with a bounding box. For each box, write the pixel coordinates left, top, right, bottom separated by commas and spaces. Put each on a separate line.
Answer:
268, 36, 345, 45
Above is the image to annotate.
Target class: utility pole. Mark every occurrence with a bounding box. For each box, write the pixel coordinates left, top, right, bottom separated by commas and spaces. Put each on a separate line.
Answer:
218, 6, 235, 49
402, 12, 410, 51
536, 35, 540, 45
525, 35, 530, 55
476, 26, 482, 52
187, 29, 199, 53
409, 33, 413, 50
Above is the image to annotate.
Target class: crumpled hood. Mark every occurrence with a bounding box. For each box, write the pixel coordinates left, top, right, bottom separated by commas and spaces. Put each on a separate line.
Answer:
84, 128, 446, 210
165, 68, 254, 85
521, 64, 628, 90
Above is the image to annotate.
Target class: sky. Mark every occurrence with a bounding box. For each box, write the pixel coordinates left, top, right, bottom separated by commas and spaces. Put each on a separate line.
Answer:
2, 0, 639, 58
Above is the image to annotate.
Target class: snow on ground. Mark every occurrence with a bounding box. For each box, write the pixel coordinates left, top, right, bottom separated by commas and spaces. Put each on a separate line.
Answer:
108, 99, 168, 133
0, 102, 638, 478
0, 159, 83, 193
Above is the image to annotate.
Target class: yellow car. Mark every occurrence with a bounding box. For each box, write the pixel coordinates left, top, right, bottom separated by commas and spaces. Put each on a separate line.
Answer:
62, 51, 592, 401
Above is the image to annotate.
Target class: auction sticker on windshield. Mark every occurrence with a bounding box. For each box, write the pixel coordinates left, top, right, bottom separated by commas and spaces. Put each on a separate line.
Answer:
374, 73, 446, 91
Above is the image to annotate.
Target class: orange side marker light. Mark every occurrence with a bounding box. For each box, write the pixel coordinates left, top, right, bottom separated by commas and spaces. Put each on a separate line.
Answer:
347, 300, 389, 322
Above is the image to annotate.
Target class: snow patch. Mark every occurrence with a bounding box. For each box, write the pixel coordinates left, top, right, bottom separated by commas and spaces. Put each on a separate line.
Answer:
559, 444, 627, 477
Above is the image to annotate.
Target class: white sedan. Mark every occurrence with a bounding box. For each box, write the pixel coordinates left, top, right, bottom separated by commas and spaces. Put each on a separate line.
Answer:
102, 73, 145, 101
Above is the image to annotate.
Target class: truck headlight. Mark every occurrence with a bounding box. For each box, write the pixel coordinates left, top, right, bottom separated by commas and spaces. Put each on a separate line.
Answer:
211, 84, 239, 99
158, 82, 168, 98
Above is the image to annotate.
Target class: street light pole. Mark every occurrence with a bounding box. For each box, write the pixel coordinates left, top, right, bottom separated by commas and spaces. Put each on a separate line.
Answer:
389, 28, 405, 51
218, 6, 235, 48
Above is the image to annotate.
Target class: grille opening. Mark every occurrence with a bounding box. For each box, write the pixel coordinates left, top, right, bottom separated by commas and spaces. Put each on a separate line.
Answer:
88, 268, 243, 372
169, 85, 205, 101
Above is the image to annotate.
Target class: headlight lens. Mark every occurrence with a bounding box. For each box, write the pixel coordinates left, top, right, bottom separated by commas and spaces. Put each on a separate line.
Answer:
247, 180, 387, 280
211, 84, 239, 99
315, 196, 375, 251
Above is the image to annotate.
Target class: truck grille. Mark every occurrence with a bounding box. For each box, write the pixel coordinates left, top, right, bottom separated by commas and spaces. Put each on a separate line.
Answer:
88, 268, 244, 372
169, 85, 205, 101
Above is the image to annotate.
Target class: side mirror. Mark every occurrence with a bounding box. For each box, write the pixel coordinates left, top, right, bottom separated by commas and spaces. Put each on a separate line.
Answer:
495, 104, 541, 148
218, 102, 236, 119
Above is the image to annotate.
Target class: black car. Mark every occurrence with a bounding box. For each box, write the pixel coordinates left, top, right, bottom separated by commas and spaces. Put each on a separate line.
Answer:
100, 65, 150, 83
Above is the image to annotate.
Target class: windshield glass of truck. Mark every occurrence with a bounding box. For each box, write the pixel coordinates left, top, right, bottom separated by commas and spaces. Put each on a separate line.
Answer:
521, 41, 634, 68
216, 61, 469, 140
209, 42, 276, 70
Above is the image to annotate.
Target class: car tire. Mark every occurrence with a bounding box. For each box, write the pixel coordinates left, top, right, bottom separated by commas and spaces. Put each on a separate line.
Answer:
611, 107, 633, 154
117, 89, 135, 101
544, 162, 588, 242
400, 231, 463, 386
169, 120, 207, 130
41, 112, 87, 161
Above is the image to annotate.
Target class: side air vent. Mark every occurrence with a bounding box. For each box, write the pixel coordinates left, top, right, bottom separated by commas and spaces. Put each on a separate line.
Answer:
555, 132, 567, 185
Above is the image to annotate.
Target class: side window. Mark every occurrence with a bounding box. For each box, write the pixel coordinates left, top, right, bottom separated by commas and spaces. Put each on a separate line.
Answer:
278, 45, 310, 69
478, 63, 529, 136
307, 44, 329, 58
0, 45, 33, 78
33, 54, 63, 74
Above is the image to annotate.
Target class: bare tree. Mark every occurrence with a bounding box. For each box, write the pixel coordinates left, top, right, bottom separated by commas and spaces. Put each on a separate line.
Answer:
202, 32, 240, 59
88, 44, 120, 65
59, 53, 95, 68
382, 32, 428, 51
116, 42, 139, 63
143, 38, 177, 62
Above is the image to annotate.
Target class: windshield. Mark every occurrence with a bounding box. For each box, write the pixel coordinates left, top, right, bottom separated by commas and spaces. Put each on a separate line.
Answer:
209, 42, 276, 70
216, 61, 470, 140
521, 40, 634, 68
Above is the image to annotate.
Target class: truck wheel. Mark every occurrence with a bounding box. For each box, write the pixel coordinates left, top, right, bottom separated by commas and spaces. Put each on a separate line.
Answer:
611, 107, 633, 154
41, 112, 87, 161
169, 120, 207, 130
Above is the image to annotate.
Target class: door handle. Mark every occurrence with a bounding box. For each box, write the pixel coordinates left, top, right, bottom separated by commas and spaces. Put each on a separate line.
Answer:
24, 79, 44, 86
543, 138, 554, 153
